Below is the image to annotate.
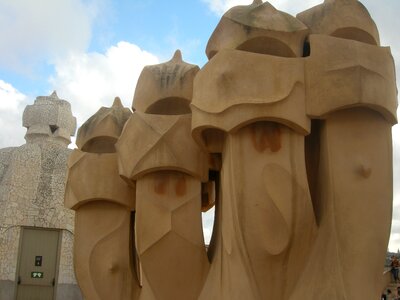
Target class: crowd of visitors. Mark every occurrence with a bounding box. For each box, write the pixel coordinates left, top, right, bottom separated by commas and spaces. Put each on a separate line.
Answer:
382, 256, 400, 299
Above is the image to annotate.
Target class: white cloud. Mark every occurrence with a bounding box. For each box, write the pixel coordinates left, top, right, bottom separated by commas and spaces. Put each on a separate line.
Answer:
389, 233, 400, 253
202, 207, 215, 244
390, 137, 400, 253
0, 80, 26, 112
202, 0, 250, 16
49, 41, 159, 127
0, 81, 27, 148
202, 0, 321, 16
391, 220, 400, 235
0, 0, 101, 74
269, 0, 322, 15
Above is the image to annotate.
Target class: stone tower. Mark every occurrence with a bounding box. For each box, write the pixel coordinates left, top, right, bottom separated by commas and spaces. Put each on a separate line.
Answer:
0, 92, 82, 300
65, 1, 397, 299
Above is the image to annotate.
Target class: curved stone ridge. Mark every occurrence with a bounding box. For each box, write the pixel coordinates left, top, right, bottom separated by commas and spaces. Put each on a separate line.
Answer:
206, 1, 309, 58
224, 1, 306, 32
297, 0, 380, 45
76, 97, 132, 152
133, 49, 200, 114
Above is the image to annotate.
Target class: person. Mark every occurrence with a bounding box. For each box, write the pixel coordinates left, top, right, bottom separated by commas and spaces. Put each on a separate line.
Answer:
387, 289, 394, 300
395, 288, 400, 300
391, 256, 400, 283
388, 286, 400, 300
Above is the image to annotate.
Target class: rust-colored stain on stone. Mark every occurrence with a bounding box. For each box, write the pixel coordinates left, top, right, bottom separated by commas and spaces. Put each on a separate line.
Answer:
154, 175, 168, 195
250, 122, 281, 153
175, 175, 187, 196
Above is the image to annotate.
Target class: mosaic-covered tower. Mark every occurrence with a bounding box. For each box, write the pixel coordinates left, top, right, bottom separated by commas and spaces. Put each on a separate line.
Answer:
0, 92, 81, 300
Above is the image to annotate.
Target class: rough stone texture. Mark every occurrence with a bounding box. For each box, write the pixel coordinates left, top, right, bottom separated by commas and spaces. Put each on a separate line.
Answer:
297, 0, 380, 45
305, 34, 397, 123
0, 141, 75, 230
0, 92, 81, 299
117, 112, 208, 181
133, 50, 199, 114
58, 231, 77, 285
0, 226, 20, 282
0, 280, 14, 300
56, 284, 84, 300
76, 97, 131, 153
206, 0, 309, 58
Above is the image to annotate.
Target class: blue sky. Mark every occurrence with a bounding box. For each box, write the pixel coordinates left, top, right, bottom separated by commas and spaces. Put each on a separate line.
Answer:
0, 0, 399, 251
72, 0, 216, 67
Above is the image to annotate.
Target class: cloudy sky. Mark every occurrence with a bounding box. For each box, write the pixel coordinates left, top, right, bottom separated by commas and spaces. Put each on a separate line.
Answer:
0, 0, 399, 251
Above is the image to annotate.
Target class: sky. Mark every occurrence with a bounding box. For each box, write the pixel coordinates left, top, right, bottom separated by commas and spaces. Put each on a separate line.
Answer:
0, 0, 399, 251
